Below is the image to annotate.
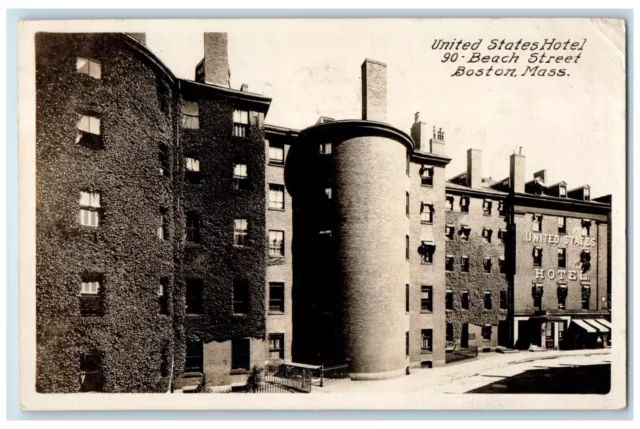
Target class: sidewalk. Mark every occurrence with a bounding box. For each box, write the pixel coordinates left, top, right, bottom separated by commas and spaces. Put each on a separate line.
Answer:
317, 348, 611, 394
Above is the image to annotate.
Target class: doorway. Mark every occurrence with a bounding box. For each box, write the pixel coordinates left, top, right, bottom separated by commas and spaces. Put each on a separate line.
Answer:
461, 323, 469, 349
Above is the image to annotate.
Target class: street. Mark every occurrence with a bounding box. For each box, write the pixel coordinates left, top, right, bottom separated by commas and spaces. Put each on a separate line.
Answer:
317, 349, 611, 395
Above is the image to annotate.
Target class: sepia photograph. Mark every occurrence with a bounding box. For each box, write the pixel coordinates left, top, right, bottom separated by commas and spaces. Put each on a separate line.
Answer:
17, 17, 627, 410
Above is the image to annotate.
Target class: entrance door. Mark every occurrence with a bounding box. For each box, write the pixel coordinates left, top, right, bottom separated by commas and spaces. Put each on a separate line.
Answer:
545, 322, 555, 349
461, 323, 469, 349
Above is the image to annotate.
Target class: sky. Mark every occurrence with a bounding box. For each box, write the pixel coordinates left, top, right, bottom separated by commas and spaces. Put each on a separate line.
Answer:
144, 19, 625, 198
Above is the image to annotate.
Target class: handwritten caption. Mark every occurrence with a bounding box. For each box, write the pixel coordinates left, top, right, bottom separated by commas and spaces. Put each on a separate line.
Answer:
432, 38, 587, 78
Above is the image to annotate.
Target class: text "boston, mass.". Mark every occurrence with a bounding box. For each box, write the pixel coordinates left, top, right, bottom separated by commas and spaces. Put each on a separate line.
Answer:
432, 38, 588, 51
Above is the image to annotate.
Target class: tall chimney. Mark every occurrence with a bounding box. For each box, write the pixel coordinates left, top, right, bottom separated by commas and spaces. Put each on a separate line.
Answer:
361, 59, 387, 122
127, 33, 146, 45
510, 151, 526, 193
196, 33, 231, 87
467, 149, 482, 189
410, 112, 428, 152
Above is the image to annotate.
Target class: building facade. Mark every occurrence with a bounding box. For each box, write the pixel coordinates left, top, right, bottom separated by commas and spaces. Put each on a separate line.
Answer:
35, 31, 612, 392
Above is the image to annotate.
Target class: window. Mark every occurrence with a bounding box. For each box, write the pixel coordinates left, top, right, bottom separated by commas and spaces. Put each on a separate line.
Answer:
500, 290, 508, 309
498, 229, 506, 245
482, 228, 492, 243
584, 187, 590, 201
181, 101, 199, 129
233, 110, 249, 137
231, 338, 251, 371
269, 282, 285, 313
533, 246, 543, 267
446, 323, 454, 343
79, 352, 104, 392
405, 284, 410, 312
481, 325, 492, 342
445, 224, 455, 240
499, 257, 506, 274
406, 192, 410, 216
233, 163, 248, 190
233, 280, 249, 314
406, 150, 410, 176
79, 191, 101, 227
557, 285, 568, 310
445, 195, 454, 211
406, 331, 410, 356
420, 286, 433, 312
483, 257, 492, 273
582, 219, 592, 237
532, 214, 543, 232
185, 279, 203, 314
269, 230, 285, 256
405, 235, 410, 260
157, 208, 168, 241
483, 200, 492, 216
484, 292, 492, 310
498, 200, 506, 217
460, 196, 470, 213
421, 329, 433, 353
234, 219, 248, 246
460, 226, 471, 241
79, 274, 103, 316
268, 141, 285, 165
580, 249, 592, 273
558, 248, 567, 268
268, 184, 285, 210
420, 203, 434, 223
461, 291, 469, 310
445, 255, 454, 272
555, 221, 567, 239
319, 142, 332, 155
158, 144, 170, 176
559, 185, 567, 198
421, 166, 434, 186
461, 256, 469, 272
158, 277, 168, 315
445, 290, 453, 310
268, 334, 284, 360
532, 284, 543, 310
76, 57, 101, 79
185, 341, 203, 373
582, 284, 591, 310
185, 212, 200, 243
420, 241, 435, 264
325, 188, 332, 200
185, 157, 201, 183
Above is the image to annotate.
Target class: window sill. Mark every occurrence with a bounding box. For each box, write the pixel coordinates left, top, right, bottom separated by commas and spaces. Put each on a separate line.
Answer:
421, 184, 434, 188
483, 214, 492, 217
268, 207, 286, 212
185, 313, 202, 317
268, 311, 285, 316
269, 255, 286, 259
421, 262, 434, 266
420, 311, 433, 314
268, 162, 285, 168
233, 313, 248, 317
420, 221, 433, 225
420, 350, 433, 355
230, 369, 250, 375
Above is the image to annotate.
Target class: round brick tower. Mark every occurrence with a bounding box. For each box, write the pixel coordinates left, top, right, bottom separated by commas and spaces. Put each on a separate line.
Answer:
287, 120, 414, 380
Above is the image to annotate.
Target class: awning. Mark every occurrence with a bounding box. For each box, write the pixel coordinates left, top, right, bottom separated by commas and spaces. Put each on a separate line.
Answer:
597, 319, 613, 329
572, 319, 597, 333
584, 319, 610, 333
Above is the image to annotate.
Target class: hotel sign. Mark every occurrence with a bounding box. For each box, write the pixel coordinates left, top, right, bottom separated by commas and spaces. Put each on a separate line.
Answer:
534, 268, 590, 282
525, 232, 596, 247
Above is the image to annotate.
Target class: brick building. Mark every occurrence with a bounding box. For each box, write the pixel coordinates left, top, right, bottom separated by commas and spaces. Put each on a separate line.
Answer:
35, 31, 612, 392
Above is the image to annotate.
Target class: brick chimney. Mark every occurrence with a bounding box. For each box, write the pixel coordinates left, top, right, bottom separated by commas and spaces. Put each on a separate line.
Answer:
127, 33, 146, 45
361, 59, 387, 122
195, 33, 230, 87
510, 148, 526, 193
467, 149, 482, 189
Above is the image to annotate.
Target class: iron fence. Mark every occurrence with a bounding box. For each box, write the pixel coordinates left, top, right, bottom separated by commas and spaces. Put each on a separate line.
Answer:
445, 345, 478, 364
318, 363, 350, 386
